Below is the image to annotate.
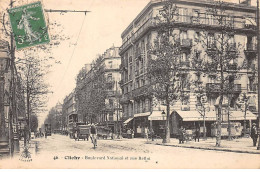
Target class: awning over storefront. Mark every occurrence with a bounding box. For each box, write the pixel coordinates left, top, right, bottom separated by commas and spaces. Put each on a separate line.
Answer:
134, 112, 151, 118
206, 111, 257, 121
176, 110, 258, 122
148, 111, 167, 120
176, 111, 208, 121
230, 111, 257, 120
123, 118, 134, 124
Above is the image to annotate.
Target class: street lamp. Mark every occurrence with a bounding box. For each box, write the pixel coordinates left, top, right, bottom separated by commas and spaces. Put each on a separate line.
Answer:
162, 110, 166, 143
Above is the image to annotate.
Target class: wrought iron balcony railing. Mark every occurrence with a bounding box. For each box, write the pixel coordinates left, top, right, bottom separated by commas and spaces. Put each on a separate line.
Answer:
206, 83, 241, 93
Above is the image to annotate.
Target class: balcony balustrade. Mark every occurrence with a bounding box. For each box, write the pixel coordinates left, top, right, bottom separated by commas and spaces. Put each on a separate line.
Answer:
180, 61, 190, 67
120, 13, 256, 54
226, 63, 237, 70
132, 85, 149, 98
206, 83, 241, 93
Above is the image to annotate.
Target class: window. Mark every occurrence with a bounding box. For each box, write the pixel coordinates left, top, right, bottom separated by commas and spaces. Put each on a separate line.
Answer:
207, 33, 215, 49
146, 34, 151, 51
208, 75, 216, 83
228, 35, 235, 49
107, 73, 112, 81
180, 30, 188, 40
129, 66, 132, 80
129, 56, 132, 63
207, 14, 215, 25
109, 99, 113, 107
247, 36, 253, 50
179, 8, 188, 22
194, 31, 200, 41
192, 9, 200, 23
108, 61, 112, 68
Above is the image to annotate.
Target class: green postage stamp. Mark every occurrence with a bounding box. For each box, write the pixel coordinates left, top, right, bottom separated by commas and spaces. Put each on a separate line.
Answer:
8, 1, 50, 49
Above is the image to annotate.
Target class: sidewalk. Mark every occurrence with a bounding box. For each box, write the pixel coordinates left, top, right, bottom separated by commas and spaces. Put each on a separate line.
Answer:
146, 137, 260, 154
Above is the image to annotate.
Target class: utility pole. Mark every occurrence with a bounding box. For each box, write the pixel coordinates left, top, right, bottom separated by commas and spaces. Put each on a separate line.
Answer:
256, 0, 260, 150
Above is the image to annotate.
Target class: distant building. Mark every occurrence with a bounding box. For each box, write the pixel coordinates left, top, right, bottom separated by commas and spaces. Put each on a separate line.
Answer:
62, 90, 78, 129
75, 46, 122, 133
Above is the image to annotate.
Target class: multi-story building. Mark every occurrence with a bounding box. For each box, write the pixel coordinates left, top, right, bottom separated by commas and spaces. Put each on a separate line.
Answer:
76, 46, 122, 133
119, 0, 258, 137
0, 39, 26, 155
63, 90, 78, 129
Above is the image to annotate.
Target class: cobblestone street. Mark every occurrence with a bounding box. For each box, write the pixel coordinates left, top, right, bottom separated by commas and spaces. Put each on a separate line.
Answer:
0, 134, 259, 168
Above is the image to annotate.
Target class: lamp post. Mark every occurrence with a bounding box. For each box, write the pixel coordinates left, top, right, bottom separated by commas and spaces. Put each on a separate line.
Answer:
256, 0, 260, 150
162, 110, 166, 143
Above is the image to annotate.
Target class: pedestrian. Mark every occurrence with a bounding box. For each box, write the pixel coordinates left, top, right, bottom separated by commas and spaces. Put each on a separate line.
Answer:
194, 128, 200, 142
45, 130, 47, 139
127, 128, 131, 139
150, 128, 154, 141
144, 127, 149, 141
131, 129, 134, 138
251, 123, 258, 146
178, 126, 184, 144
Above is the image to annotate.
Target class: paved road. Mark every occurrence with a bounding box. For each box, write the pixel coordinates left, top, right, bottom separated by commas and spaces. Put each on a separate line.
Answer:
1, 134, 260, 168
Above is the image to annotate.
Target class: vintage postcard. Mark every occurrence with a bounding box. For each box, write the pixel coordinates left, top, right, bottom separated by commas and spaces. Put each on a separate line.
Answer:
0, 0, 260, 169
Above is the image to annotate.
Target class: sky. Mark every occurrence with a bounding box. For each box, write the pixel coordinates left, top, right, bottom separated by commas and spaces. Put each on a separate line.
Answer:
0, 0, 258, 126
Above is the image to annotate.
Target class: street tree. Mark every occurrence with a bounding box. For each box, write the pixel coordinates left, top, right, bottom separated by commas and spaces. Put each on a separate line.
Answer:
147, 0, 186, 143
190, 0, 247, 146
75, 57, 106, 124
30, 115, 38, 132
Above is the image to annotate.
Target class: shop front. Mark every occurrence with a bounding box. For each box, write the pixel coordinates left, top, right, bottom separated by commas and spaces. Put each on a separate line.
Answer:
133, 112, 150, 137
148, 110, 167, 138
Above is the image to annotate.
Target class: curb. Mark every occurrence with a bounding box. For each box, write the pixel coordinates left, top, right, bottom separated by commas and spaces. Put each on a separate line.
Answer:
146, 142, 260, 154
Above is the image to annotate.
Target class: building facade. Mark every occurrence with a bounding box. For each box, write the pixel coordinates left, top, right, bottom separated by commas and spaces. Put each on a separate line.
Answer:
75, 46, 122, 133
119, 0, 258, 137
63, 90, 78, 129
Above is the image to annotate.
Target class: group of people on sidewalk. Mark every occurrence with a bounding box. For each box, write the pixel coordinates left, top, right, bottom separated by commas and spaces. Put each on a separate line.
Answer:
178, 126, 201, 144
176, 123, 259, 147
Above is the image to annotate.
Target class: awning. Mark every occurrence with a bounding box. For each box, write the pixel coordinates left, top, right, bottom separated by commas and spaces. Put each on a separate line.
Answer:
148, 111, 167, 120
176, 111, 210, 121
123, 118, 134, 124
229, 111, 257, 120
177, 110, 257, 122
245, 17, 256, 26
134, 112, 151, 118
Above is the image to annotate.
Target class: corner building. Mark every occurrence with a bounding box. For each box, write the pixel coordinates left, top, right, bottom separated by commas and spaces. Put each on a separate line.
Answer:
119, 0, 258, 137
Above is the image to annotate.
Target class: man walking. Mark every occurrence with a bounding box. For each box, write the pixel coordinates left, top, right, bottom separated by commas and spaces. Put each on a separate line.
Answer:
251, 123, 258, 146
194, 128, 200, 142
90, 124, 97, 147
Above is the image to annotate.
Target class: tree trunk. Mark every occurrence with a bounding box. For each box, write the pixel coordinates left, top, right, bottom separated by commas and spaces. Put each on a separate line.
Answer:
0, 77, 5, 137
227, 97, 232, 140
243, 105, 247, 137
203, 113, 206, 140
163, 86, 170, 143
228, 111, 231, 140
216, 94, 223, 147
